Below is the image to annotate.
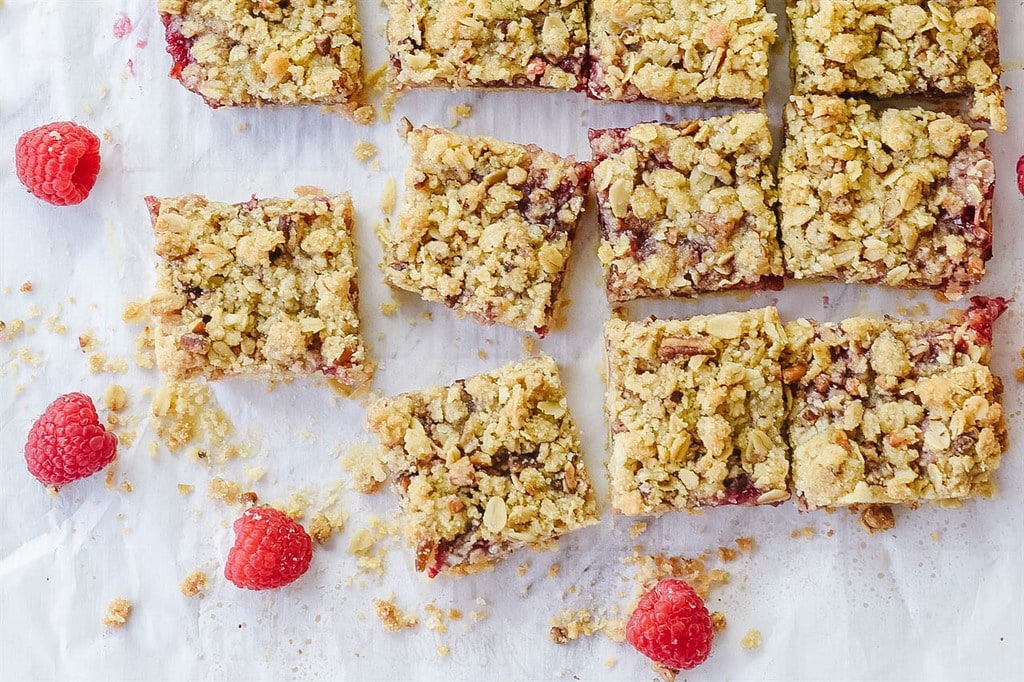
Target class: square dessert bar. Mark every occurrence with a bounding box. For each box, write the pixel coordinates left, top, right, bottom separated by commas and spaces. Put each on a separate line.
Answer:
784, 297, 1009, 510
779, 96, 993, 298
587, 0, 777, 104
382, 126, 590, 335
590, 113, 784, 303
386, 0, 588, 90
788, 0, 1006, 130
604, 308, 790, 516
159, 0, 364, 109
365, 355, 600, 578
147, 193, 373, 389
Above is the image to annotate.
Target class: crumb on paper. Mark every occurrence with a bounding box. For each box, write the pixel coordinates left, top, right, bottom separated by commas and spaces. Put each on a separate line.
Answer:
373, 597, 418, 632
604, 658, 617, 669
548, 563, 561, 578
791, 527, 815, 539
151, 381, 235, 454
380, 301, 400, 316
424, 603, 452, 633
736, 537, 754, 552
931, 531, 940, 542
860, 504, 896, 534
177, 484, 194, 495
710, 611, 727, 632
353, 140, 377, 162
180, 571, 207, 597
629, 521, 647, 538
293, 185, 327, 197
380, 177, 397, 215
451, 103, 472, 120
522, 336, 537, 355
437, 645, 450, 657
103, 598, 132, 627
549, 609, 625, 644
308, 513, 335, 545
235, 121, 249, 132
517, 562, 530, 577
352, 104, 375, 126
122, 300, 148, 323
342, 442, 388, 493
477, 349, 488, 360
208, 477, 242, 505
104, 384, 127, 411
741, 629, 762, 649
20, 281, 32, 293
718, 547, 738, 563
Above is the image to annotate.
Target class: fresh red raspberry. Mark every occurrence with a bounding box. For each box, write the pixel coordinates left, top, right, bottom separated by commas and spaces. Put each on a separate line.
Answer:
626, 578, 714, 671
225, 506, 313, 590
25, 392, 118, 487
14, 121, 102, 206
1016, 155, 1024, 198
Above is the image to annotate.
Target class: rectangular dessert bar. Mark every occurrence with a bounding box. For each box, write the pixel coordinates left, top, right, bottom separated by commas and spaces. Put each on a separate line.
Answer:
784, 297, 1009, 510
365, 354, 600, 578
587, 0, 777, 104
382, 126, 590, 335
604, 308, 790, 516
787, 0, 1006, 131
147, 193, 373, 389
159, 0, 365, 110
590, 113, 784, 303
779, 96, 993, 298
386, 0, 588, 90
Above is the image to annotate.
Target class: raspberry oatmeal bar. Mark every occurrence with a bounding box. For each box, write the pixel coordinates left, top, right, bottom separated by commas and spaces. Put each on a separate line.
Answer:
386, 0, 588, 90
590, 113, 783, 303
365, 355, 599, 578
587, 0, 777, 104
159, 0, 364, 109
147, 193, 373, 389
381, 126, 590, 335
604, 308, 790, 515
779, 96, 993, 298
788, 0, 1006, 131
784, 297, 1009, 510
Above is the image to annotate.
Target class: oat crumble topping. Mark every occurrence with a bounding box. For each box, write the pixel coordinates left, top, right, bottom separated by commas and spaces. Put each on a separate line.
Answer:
587, 0, 777, 104
366, 355, 599, 577
591, 113, 783, 302
605, 308, 790, 514
387, 0, 588, 91
788, 0, 1006, 131
784, 297, 1008, 509
148, 193, 373, 388
381, 126, 589, 334
159, 0, 364, 109
779, 96, 993, 298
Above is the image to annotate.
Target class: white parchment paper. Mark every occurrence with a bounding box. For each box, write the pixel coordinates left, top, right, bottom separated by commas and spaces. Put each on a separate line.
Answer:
1, 0, 1022, 679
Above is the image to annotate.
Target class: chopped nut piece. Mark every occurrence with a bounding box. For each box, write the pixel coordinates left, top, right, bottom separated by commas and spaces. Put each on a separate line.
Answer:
860, 505, 897, 534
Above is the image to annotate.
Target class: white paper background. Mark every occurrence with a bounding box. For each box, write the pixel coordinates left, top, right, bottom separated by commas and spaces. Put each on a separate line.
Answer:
1, 0, 1022, 679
